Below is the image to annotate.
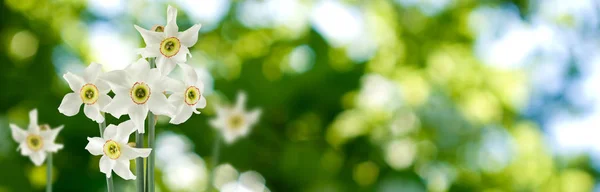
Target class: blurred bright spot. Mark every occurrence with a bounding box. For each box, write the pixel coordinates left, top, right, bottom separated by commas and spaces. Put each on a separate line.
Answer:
213, 164, 239, 190
156, 132, 193, 168
417, 163, 455, 192
310, 0, 364, 47
286, 45, 315, 74
385, 139, 416, 170
399, 74, 429, 107
28, 165, 50, 188
459, 90, 501, 124
87, 0, 124, 18
477, 126, 514, 173
326, 110, 368, 148
89, 22, 137, 71
221, 171, 270, 192
353, 161, 379, 186
162, 154, 208, 192
559, 169, 594, 192
355, 74, 402, 116
389, 110, 420, 137
175, 0, 230, 31
394, 0, 452, 16
9, 30, 38, 60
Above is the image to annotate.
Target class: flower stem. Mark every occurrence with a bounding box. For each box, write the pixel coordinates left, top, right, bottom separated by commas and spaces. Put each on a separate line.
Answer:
209, 131, 221, 191
136, 130, 144, 192
147, 112, 155, 192
46, 152, 52, 192
98, 116, 114, 192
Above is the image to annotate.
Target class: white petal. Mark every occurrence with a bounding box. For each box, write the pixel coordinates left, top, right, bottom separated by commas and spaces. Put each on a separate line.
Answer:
44, 143, 64, 152
28, 109, 39, 134
84, 104, 104, 123
63, 72, 85, 92
178, 24, 202, 47
222, 130, 238, 144
165, 5, 179, 37
84, 62, 103, 83
139, 46, 161, 58
40, 125, 63, 142
10, 124, 27, 143
97, 94, 112, 109
113, 120, 136, 144
235, 92, 247, 111
86, 137, 105, 156
100, 155, 116, 178
113, 159, 135, 180
148, 93, 175, 117
165, 78, 186, 94
169, 105, 193, 125
156, 57, 177, 76
100, 70, 130, 93
129, 105, 149, 133
239, 171, 266, 192
30, 151, 46, 166
134, 25, 164, 45
19, 142, 33, 156
172, 46, 189, 64
196, 96, 207, 109
168, 92, 184, 107
179, 63, 198, 85
146, 69, 164, 89
103, 124, 118, 141
121, 144, 151, 160
126, 58, 151, 82
103, 95, 133, 119
246, 109, 262, 126
58, 93, 82, 116
95, 79, 111, 94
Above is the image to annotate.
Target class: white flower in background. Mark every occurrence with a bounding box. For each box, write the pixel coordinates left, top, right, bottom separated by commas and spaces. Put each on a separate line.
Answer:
102, 59, 175, 133
135, 5, 202, 75
58, 63, 111, 123
167, 64, 206, 124
220, 170, 270, 192
210, 92, 261, 144
9, 109, 64, 166
85, 120, 151, 180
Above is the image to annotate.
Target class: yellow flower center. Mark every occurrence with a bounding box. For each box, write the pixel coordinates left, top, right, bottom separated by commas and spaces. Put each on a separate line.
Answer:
184, 86, 201, 106
26, 134, 43, 151
80, 84, 99, 105
130, 82, 151, 104
159, 37, 181, 58
227, 114, 245, 130
103, 140, 121, 160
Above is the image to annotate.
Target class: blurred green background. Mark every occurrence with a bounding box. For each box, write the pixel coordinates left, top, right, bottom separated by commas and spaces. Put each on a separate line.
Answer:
1, 0, 600, 191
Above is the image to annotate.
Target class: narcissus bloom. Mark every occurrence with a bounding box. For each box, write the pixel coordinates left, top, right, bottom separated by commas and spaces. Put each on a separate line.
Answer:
135, 5, 202, 75
167, 64, 206, 124
102, 59, 175, 133
210, 93, 261, 144
85, 120, 151, 180
58, 63, 112, 123
9, 109, 64, 166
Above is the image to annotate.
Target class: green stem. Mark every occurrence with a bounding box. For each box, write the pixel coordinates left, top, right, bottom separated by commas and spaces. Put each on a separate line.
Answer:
46, 152, 52, 192
147, 113, 155, 192
209, 131, 221, 191
98, 116, 114, 192
136, 130, 144, 192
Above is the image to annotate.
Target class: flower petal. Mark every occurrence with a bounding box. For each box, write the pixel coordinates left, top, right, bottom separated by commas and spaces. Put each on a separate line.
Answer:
196, 96, 207, 109
169, 105, 193, 125
134, 25, 164, 45
156, 57, 177, 76
246, 109, 262, 127
86, 137, 105, 156
139, 46, 161, 58
44, 143, 64, 152
103, 95, 133, 119
95, 79, 111, 94
28, 109, 39, 134
126, 58, 151, 82
103, 124, 118, 141
235, 92, 247, 112
179, 63, 198, 85
58, 93, 82, 116
113, 120, 136, 144
165, 5, 179, 37
178, 24, 202, 47
120, 144, 151, 160
148, 93, 175, 117
165, 78, 186, 94
172, 46, 189, 64
19, 142, 33, 156
30, 151, 46, 166
168, 92, 184, 107
100, 155, 116, 178
100, 70, 130, 93
113, 159, 135, 180
63, 72, 85, 92
129, 104, 149, 133
84, 62, 103, 83
10, 124, 27, 143
84, 104, 104, 123
97, 94, 112, 109
40, 125, 63, 142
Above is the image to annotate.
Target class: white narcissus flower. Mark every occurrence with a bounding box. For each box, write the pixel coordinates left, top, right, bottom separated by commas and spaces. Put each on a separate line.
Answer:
9, 109, 64, 166
85, 120, 151, 180
221, 171, 270, 192
167, 64, 206, 124
102, 59, 175, 133
210, 92, 261, 144
58, 63, 112, 123
135, 5, 202, 75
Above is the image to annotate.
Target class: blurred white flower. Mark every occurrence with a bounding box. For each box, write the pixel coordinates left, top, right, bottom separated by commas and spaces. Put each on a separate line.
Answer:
58, 63, 112, 123
356, 74, 402, 114
210, 92, 261, 144
384, 139, 416, 170
135, 5, 202, 75
9, 109, 63, 166
213, 164, 239, 190
102, 59, 175, 133
162, 153, 208, 191
220, 170, 270, 192
85, 120, 151, 180
167, 64, 207, 124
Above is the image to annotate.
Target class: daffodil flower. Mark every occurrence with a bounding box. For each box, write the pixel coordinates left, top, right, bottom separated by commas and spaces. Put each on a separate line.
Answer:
166, 64, 206, 124
85, 120, 151, 180
102, 58, 175, 133
134, 5, 202, 75
9, 109, 63, 166
58, 63, 112, 123
210, 92, 261, 144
